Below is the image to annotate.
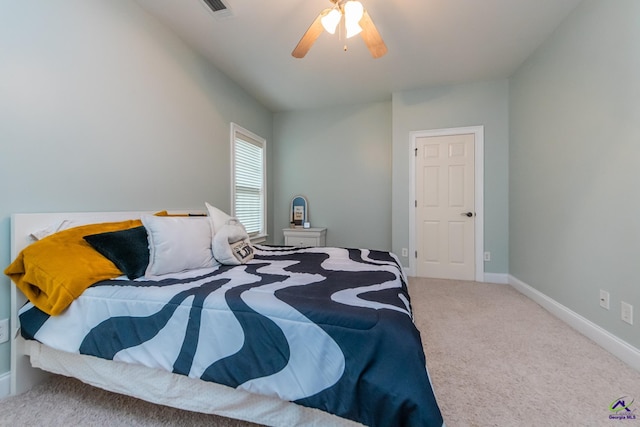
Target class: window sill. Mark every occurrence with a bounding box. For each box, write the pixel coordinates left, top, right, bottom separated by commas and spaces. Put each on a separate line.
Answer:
250, 234, 268, 244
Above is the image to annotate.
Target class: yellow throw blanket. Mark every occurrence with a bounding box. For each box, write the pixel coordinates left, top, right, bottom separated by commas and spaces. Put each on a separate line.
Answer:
5, 220, 142, 316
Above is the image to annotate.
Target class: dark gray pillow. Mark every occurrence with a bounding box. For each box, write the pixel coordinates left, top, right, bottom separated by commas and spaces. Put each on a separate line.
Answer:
83, 226, 149, 280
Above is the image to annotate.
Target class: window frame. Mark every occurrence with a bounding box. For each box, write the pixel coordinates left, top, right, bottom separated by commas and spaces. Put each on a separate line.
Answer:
230, 122, 267, 243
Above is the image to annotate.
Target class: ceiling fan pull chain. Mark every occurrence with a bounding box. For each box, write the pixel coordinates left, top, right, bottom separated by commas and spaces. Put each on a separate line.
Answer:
340, 14, 347, 52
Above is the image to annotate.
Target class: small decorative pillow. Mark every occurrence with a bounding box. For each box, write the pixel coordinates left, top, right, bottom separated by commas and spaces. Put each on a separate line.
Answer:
141, 214, 217, 276
83, 226, 149, 280
213, 219, 254, 265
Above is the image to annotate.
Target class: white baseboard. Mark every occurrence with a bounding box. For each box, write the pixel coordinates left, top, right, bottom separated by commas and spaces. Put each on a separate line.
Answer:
404, 269, 507, 284
509, 275, 640, 372
483, 273, 508, 284
0, 371, 10, 399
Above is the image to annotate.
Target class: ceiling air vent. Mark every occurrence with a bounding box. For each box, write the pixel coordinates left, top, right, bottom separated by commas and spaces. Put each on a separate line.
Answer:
202, 0, 227, 13
201, 0, 233, 19
202, 0, 234, 17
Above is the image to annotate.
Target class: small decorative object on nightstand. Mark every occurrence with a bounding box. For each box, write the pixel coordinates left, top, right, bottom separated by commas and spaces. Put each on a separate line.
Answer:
290, 195, 308, 227
283, 227, 326, 248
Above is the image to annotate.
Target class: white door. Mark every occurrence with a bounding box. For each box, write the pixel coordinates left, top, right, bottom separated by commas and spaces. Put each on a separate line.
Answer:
415, 133, 475, 280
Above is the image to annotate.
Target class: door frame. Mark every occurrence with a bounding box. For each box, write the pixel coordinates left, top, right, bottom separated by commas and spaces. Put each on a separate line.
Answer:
408, 125, 484, 281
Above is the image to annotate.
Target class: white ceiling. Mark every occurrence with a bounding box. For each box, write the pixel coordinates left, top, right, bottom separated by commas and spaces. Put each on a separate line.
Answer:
134, 0, 582, 112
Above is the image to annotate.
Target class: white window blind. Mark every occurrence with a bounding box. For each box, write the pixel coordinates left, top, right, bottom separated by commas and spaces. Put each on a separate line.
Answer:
232, 124, 266, 237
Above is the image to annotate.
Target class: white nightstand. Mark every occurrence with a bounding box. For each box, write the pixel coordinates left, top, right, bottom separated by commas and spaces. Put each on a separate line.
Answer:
283, 227, 327, 247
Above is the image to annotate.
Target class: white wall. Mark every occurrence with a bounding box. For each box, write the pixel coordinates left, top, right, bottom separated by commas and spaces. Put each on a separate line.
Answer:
391, 80, 510, 274
0, 0, 272, 374
273, 102, 392, 250
509, 0, 640, 348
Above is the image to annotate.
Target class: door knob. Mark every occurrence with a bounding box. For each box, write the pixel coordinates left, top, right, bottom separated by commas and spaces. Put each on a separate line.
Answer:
461, 212, 474, 217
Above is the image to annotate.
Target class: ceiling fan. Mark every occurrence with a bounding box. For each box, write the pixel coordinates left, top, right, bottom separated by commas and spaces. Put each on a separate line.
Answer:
292, 0, 387, 59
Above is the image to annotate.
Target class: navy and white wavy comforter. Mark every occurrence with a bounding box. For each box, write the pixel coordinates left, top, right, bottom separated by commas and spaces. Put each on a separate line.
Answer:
19, 245, 443, 427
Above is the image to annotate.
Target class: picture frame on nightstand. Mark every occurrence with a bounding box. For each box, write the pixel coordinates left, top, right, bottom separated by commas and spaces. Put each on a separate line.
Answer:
290, 195, 308, 227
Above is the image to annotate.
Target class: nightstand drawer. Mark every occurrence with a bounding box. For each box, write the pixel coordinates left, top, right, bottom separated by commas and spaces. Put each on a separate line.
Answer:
287, 236, 320, 247
283, 227, 327, 247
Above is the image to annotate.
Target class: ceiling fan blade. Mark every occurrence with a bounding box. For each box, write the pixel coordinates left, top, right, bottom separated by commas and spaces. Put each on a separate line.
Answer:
360, 10, 387, 59
292, 10, 328, 59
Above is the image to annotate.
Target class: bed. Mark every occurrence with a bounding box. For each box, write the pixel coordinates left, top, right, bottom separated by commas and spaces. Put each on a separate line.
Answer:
7, 210, 444, 427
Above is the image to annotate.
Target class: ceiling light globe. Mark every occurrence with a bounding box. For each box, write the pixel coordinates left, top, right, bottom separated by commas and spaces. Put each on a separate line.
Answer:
344, 1, 364, 38
321, 8, 342, 34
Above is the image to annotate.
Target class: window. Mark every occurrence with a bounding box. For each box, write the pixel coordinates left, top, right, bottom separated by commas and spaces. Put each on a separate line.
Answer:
231, 123, 266, 241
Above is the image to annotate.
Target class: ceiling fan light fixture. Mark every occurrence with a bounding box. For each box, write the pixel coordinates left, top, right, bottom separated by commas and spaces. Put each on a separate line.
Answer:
292, 0, 387, 59
344, 1, 364, 38
321, 8, 342, 34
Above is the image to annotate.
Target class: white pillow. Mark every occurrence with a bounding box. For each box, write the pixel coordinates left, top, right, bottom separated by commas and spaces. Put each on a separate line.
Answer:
141, 214, 217, 276
30, 219, 82, 240
205, 202, 232, 234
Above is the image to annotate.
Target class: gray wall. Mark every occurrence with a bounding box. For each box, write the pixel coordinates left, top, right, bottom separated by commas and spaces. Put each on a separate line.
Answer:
509, 0, 640, 348
0, 1, 272, 374
391, 80, 510, 274
273, 102, 392, 250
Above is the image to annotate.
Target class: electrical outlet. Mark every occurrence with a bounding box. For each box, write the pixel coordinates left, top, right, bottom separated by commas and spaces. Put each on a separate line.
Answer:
0, 318, 8, 344
599, 290, 610, 310
401, 248, 408, 257
621, 302, 633, 325
484, 251, 491, 262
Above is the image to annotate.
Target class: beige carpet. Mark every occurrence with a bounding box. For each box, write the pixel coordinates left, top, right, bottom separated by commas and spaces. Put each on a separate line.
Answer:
1, 278, 639, 426
412, 278, 640, 427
